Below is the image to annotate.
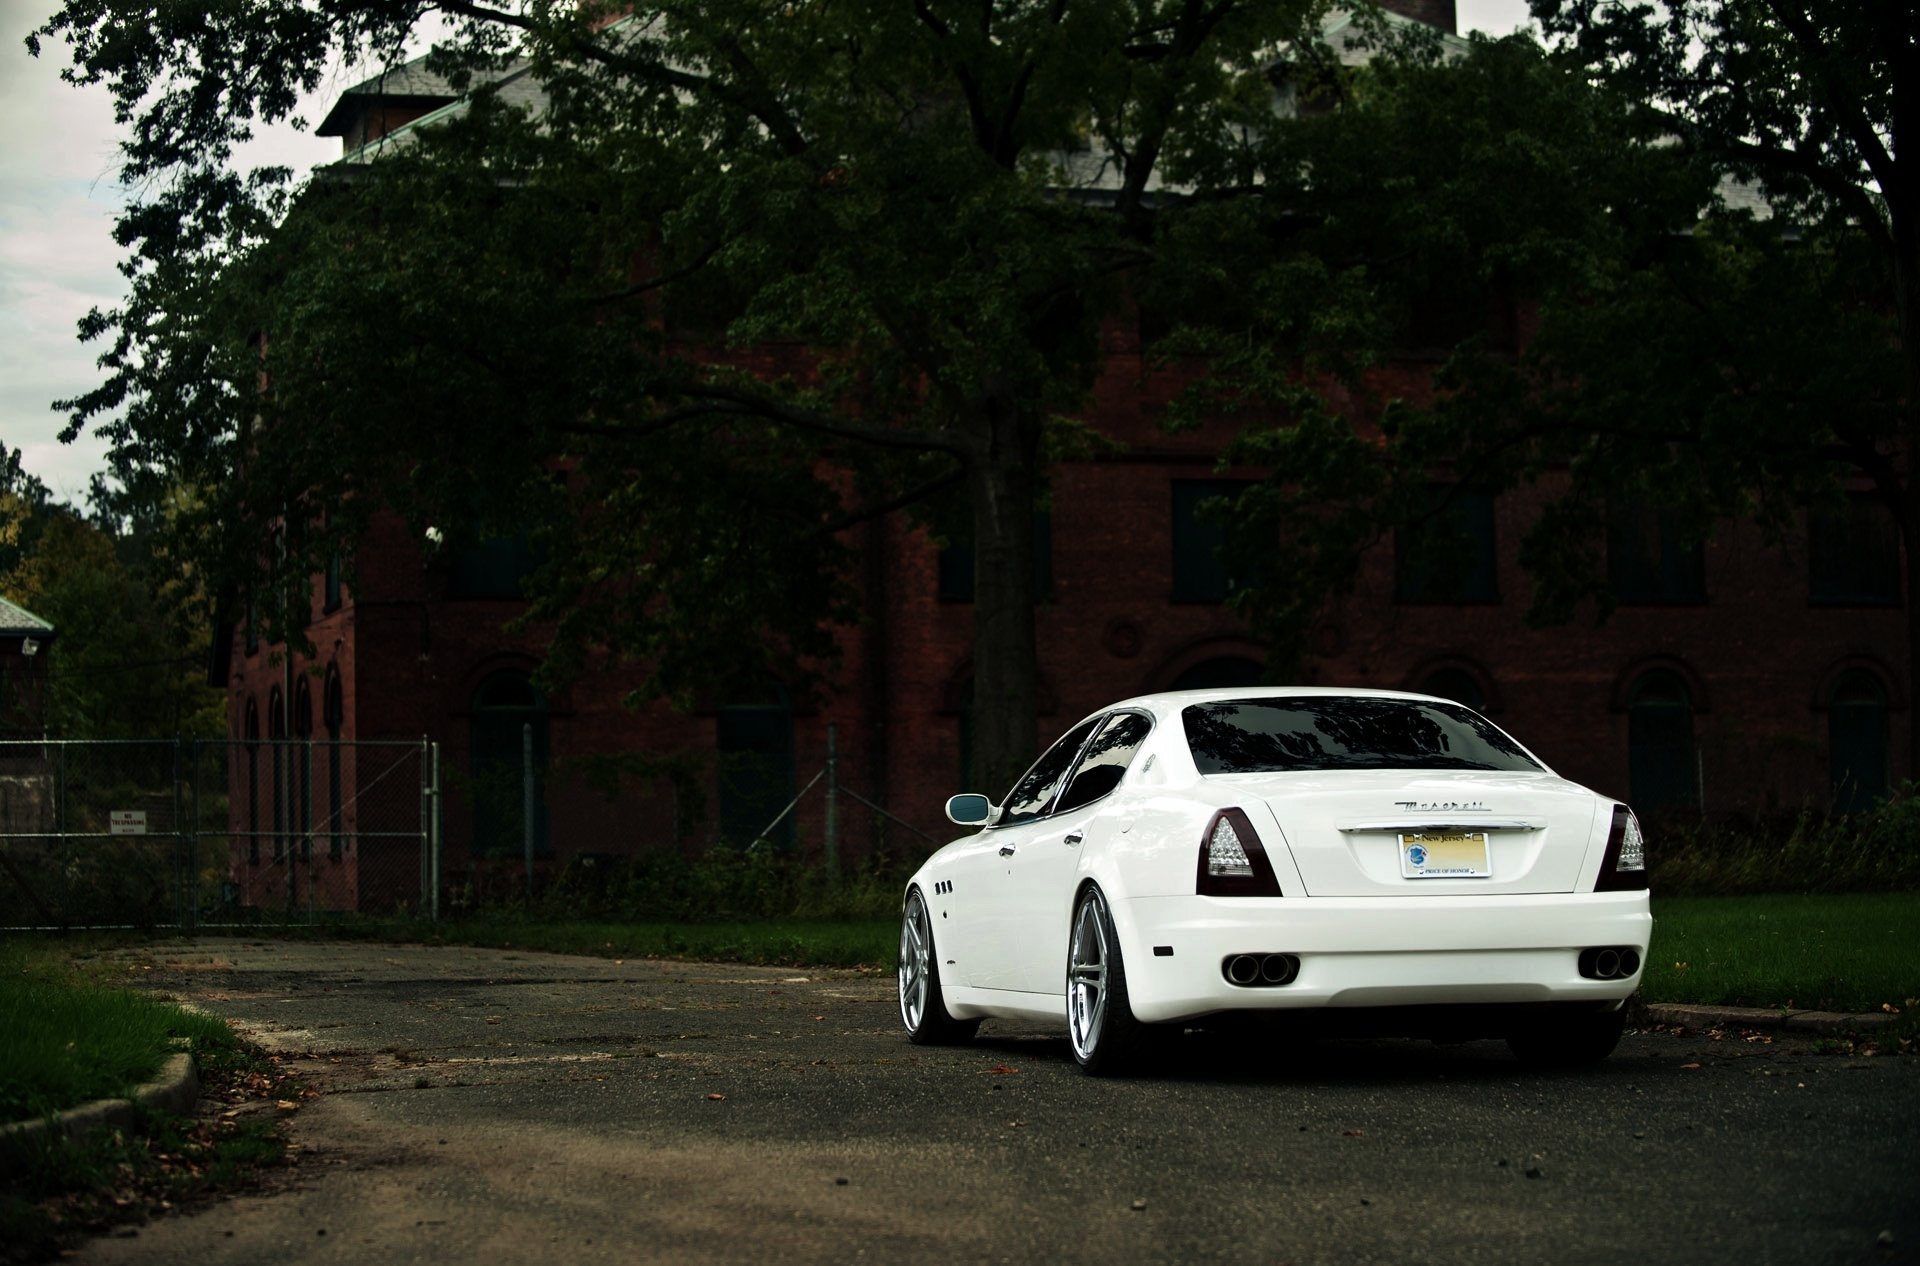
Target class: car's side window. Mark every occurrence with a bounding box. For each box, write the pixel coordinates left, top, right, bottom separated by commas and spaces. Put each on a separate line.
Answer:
1054, 712, 1154, 814
999, 717, 1102, 826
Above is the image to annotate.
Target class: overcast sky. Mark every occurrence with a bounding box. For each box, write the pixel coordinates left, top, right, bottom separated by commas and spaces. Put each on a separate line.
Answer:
0, 0, 1535, 507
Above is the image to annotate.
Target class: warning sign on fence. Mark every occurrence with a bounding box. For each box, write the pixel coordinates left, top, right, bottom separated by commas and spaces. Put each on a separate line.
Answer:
109, 810, 147, 836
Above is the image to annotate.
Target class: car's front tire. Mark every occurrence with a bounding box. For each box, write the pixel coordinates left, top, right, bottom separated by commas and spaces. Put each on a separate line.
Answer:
1506, 1002, 1628, 1067
1067, 885, 1159, 1076
899, 887, 978, 1045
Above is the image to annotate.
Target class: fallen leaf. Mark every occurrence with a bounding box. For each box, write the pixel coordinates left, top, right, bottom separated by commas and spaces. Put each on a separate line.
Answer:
988, 1064, 1019, 1075
276, 1099, 299, 1112
1342, 1129, 1365, 1137
706, 1092, 727, 1101
1680, 1062, 1702, 1070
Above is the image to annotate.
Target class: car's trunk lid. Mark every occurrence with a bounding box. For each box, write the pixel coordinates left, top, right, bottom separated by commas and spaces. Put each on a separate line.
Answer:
1228, 769, 1602, 896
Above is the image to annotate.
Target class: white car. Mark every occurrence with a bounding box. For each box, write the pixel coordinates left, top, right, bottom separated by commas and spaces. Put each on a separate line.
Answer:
897, 687, 1652, 1074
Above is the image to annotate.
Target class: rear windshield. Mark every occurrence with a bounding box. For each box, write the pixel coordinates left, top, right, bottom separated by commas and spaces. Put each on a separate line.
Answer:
1182, 697, 1543, 774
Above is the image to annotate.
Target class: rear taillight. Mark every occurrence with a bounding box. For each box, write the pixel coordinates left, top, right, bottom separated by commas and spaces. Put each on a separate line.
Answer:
1595, 805, 1649, 892
1196, 808, 1284, 897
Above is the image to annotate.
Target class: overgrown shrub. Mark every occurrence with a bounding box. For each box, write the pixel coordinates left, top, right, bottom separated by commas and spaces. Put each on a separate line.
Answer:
1649, 785, 1920, 896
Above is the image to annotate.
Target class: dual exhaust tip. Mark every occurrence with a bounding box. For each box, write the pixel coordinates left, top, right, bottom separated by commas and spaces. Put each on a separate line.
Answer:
1223, 953, 1300, 987
1578, 946, 1642, 981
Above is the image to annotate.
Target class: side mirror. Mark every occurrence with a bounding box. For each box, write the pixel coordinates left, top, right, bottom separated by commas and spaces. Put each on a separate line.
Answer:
945, 793, 993, 826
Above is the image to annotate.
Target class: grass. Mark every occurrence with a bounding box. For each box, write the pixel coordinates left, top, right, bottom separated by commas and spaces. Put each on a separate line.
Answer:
1, 939, 291, 1264
0, 940, 240, 1121
301, 913, 899, 968
1641, 891, 1919, 1014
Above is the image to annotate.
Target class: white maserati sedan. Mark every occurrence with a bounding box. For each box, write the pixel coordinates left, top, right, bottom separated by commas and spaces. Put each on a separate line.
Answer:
897, 688, 1651, 1074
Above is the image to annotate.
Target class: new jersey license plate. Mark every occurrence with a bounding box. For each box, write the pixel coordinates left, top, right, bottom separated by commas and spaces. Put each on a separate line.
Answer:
1400, 831, 1491, 878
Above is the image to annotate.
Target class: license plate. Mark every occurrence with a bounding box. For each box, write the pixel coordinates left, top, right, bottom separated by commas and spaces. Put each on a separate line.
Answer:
1400, 831, 1490, 878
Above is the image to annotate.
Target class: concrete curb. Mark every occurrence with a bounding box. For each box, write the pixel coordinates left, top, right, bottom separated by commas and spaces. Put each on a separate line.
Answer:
0, 1052, 200, 1179
1642, 1002, 1898, 1036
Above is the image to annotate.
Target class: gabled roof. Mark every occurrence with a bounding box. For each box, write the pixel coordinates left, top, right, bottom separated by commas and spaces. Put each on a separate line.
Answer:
316, 60, 466, 137
0, 594, 54, 639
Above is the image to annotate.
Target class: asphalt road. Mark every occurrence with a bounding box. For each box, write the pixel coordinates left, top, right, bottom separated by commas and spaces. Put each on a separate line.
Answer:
73, 938, 1918, 1266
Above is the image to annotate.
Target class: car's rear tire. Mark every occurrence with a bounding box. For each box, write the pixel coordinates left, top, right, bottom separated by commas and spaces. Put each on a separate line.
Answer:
1067, 885, 1160, 1076
1506, 1003, 1628, 1067
899, 887, 978, 1045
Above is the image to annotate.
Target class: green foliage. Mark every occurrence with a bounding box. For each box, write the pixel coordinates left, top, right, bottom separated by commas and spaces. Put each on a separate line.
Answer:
0, 469, 224, 740
1650, 789, 1920, 898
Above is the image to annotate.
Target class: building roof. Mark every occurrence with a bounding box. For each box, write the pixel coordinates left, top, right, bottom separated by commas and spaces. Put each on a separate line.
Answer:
315, 60, 467, 137
0, 594, 54, 640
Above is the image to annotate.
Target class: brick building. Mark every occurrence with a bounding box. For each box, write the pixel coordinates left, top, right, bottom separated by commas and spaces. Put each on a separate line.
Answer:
215, 0, 1907, 907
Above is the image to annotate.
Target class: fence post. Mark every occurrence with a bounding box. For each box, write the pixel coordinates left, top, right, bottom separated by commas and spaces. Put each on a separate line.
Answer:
429, 741, 442, 922
824, 721, 839, 873
523, 722, 535, 890
186, 738, 200, 933
171, 737, 185, 930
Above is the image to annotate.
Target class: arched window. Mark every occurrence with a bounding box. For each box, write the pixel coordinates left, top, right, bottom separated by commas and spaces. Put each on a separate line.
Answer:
717, 681, 795, 848
1418, 667, 1487, 713
471, 671, 549, 858
324, 667, 345, 859
1628, 670, 1698, 813
1170, 656, 1265, 690
1829, 669, 1890, 812
244, 698, 260, 863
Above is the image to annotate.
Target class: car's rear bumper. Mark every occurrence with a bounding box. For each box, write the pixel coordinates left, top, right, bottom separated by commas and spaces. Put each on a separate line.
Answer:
1116, 891, 1651, 1024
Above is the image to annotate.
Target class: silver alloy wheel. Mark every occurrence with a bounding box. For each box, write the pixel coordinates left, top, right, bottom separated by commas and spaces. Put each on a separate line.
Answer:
899, 891, 932, 1032
1067, 892, 1109, 1060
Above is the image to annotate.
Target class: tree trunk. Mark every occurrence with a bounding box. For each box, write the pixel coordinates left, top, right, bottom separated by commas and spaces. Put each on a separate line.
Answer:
965, 390, 1042, 800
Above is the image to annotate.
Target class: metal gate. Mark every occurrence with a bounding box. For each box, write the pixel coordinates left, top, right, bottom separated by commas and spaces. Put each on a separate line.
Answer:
0, 737, 441, 930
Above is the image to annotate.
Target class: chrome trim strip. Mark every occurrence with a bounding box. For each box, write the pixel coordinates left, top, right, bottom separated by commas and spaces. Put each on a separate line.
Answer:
1338, 819, 1545, 833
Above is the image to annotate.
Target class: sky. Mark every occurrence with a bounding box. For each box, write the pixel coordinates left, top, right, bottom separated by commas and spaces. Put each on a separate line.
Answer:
0, 0, 1535, 507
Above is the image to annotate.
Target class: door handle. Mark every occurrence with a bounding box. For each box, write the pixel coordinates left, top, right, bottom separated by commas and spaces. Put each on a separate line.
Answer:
1064, 832, 1084, 846
998, 845, 1016, 857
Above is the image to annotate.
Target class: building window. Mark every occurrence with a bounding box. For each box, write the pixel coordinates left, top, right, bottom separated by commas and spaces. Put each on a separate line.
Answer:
324, 552, 343, 613
470, 671, 550, 857
1170, 656, 1264, 690
1418, 666, 1487, 712
1829, 669, 1890, 812
1395, 486, 1499, 604
717, 682, 795, 848
1172, 480, 1252, 603
244, 698, 260, 864
938, 491, 1053, 603
1627, 670, 1698, 813
1608, 503, 1705, 604
324, 667, 345, 859
1809, 494, 1901, 605
268, 687, 287, 861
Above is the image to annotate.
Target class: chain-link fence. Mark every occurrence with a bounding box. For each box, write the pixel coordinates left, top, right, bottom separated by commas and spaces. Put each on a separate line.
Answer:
0, 738, 437, 929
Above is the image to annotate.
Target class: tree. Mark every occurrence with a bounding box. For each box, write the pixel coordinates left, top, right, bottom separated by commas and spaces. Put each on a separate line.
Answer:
0, 448, 224, 739
35, 0, 1353, 796
1184, 4, 1920, 779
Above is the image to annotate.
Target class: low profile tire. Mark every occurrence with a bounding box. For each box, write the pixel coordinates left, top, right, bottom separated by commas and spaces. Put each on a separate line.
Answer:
898, 887, 978, 1045
1067, 885, 1160, 1076
1506, 1003, 1628, 1068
